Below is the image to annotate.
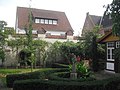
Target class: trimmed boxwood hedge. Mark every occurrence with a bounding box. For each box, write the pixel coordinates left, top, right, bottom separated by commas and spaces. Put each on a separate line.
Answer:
48, 72, 95, 82
6, 68, 68, 88
13, 77, 120, 90
52, 63, 69, 68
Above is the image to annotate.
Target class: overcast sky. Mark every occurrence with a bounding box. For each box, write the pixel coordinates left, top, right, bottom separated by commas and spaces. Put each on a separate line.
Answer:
0, 0, 113, 36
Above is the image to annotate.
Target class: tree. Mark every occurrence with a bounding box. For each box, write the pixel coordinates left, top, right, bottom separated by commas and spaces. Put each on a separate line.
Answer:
108, 0, 120, 36
33, 40, 48, 67
82, 26, 105, 71
60, 41, 83, 64
7, 37, 26, 67
0, 21, 7, 66
48, 41, 62, 62
25, 8, 34, 72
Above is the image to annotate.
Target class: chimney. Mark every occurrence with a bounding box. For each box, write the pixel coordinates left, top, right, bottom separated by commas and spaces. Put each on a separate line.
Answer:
86, 12, 89, 16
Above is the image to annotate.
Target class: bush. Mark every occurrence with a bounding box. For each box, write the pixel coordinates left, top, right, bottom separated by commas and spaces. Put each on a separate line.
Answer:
69, 61, 91, 78
13, 77, 120, 90
6, 68, 68, 88
48, 72, 95, 82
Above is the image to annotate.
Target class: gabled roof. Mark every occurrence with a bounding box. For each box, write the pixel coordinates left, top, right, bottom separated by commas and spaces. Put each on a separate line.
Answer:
16, 7, 73, 34
90, 15, 102, 26
101, 13, 113, 30
82, 12, 102, 36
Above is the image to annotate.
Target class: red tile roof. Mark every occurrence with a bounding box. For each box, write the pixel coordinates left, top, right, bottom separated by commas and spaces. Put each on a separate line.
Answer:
16, 7, 73, 35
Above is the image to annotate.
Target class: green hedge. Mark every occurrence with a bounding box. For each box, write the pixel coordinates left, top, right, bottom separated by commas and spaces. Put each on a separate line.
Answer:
48, 72, 95, 82
13, 77, 120, 90
6, 68, 68, 88
52, 63, 69, 68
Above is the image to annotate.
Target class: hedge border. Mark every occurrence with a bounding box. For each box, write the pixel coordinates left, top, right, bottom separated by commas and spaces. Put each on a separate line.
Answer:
13, 77, 120, 90
48, 72, 95, 82
6, 68, 68, 88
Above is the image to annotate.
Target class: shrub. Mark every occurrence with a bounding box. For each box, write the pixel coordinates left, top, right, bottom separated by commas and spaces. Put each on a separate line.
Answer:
6, 68, 68, 88
48, 72, 95, 82
13, 77, 120, 90
69, 61, 91, 78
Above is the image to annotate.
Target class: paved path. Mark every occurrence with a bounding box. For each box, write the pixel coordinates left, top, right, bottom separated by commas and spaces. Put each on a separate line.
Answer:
93, 70, 120, 80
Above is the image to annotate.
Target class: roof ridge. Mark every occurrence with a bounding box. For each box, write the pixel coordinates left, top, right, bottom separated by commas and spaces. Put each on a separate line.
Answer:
17, 6, 65, 13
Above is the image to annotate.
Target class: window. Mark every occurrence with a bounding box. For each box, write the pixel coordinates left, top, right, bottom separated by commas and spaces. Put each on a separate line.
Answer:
49, 20, 52, 24
107, 42, 114, 48
61, 34, 65, 36
116, 41, 120, 48
106, 62, 114, 70
53, 20, 57, 25
35, 18, 40, 23
107, 48, 114, 60
45, 19, 49, 24
35, 17, 58, 25
40, 19, 44, 24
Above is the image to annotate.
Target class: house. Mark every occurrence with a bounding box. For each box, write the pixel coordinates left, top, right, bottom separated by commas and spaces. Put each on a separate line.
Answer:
81, 12, 102, 36
98, 31, 120, 73
15, 7, 75, 43
98, 12, 120, 73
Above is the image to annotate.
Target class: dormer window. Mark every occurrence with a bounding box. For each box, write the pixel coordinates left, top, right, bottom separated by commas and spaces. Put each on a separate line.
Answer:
35, 18, 40, 23
49, 20, 52, 24
35, 18, 58, 25
53, 20, 57, 25
40, 19, 44, 24
45, 19, 49, 24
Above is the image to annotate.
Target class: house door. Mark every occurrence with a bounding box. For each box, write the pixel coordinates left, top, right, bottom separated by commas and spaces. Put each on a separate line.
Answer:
106, 42, 115, 72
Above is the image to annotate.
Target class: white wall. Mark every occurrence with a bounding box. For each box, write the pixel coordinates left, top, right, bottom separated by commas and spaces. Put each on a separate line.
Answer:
46, 31, 66, 35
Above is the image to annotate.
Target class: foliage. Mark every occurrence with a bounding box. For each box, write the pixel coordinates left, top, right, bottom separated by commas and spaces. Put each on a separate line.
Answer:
19, 48, 32, 66
13, 76, 120, 90
33, 40, 48, 67
48, 72, 95, 81
6, 68, 67, 88
24, 9, 34, 72
82, 26, 103, 59
0, 48, 5, 66
107, 0, 120, 36
60, 41, 83, 64
4, 27, 15, 37
114, 47, 120, 60
48, 41, 62, 63
0, 21, 7, 66
69, 61, 90, 78
81, 26, 105, 71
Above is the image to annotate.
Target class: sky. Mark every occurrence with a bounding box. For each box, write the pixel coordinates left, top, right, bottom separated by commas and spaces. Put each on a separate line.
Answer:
0, 0, 113, 36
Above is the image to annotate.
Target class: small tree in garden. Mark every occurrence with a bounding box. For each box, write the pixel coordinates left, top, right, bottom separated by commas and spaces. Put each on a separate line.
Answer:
48, 41, 62, 63
82, 26, 105, 71
33, 40, 48, 67
0, 21, 7, 66
60, 41, 83, 64
24, 8, 34, 72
